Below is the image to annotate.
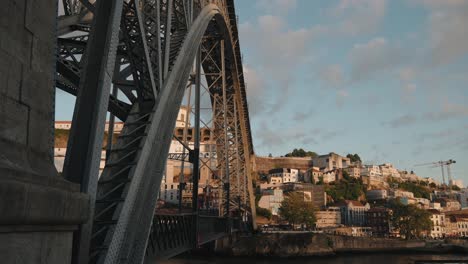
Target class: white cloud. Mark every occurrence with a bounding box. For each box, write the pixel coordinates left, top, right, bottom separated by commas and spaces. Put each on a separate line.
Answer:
348, 37, 407, 81
243, 65, 267, 116
403, 83, 416, 93
240, 15, 320, 78
336, 89, 349, 107
329, 0, 387, 36
256, 0, 298, 15
399, 67, 417, 82
412, 0, 468, 65
386, 114, 418, 128
318, 64, 345, 88
239, 15, 324, 113
423, 102, 468, 121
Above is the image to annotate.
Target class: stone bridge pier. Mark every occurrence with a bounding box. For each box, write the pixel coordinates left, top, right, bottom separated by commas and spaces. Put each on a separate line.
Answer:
0, 1, 89, 263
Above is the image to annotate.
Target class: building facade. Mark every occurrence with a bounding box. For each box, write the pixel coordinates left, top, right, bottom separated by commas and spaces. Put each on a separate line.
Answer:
282, 183, 327, 209
258, 189, 284, 216
337, 200, 370, 226
344, 166, 361, 178
379, 163, 400, 179
366, 189, 388, 201
428, 209, 446, 238
315, 208, 341, 229
268, 168, 299, 183
312, 152, 350, 172
366, 207, 392, 237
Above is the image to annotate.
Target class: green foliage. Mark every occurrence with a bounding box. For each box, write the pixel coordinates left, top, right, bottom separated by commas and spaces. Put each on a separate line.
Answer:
399, 182, 431, 199
429, 182, 437, 189
285, 148, 318, 158
451, 185, 461, 191
317, 176, 324, 185
256, 206, 272, 220
342, 170, 351, 181
346, 153, 362, 163
325, 177, 365, 202
388, 200, 432, 239
279, 192, 316, 227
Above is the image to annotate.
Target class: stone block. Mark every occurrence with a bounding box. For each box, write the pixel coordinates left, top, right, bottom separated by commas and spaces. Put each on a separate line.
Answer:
21, 69, 54, 114
0, 167, 89, 225
0, 48, 22, 100
25, 0, 57, 42
31, 35, 55, 73
28, 109, 54, 160
0, 95, 29, 145
0, 0, 32, 64
0, 232, 73, 264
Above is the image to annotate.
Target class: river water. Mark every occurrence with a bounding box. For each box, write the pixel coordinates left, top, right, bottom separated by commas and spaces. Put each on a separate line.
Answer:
161, 253, 468, 264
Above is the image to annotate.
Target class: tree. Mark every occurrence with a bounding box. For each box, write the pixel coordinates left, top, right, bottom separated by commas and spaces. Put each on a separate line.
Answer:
429, 182, 437, 189
279, 192, 316, 228
285, 148, 318, 158
346, 153, 362, 163
268, 153, 273, 157
326, 177, 365, 202
451, 185, 461, 191
256, 206, 272, 220
389, 200, 432, 240
399, 182, 431, 199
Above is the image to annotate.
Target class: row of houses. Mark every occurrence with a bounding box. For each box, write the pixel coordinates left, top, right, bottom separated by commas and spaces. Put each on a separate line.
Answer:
320, 201, 468, 238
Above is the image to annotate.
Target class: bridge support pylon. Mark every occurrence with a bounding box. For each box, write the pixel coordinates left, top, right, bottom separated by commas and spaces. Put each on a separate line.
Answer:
0, 1, 89, 263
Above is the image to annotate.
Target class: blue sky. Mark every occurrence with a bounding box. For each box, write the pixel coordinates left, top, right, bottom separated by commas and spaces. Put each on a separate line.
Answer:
234, 0, 468, 185
56, 0, 468, 186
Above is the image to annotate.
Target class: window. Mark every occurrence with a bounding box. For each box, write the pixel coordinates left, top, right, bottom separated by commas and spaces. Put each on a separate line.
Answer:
181, 114, 185, 121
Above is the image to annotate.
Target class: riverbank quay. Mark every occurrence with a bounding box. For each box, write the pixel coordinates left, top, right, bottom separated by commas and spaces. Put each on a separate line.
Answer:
218, 232, 468, 257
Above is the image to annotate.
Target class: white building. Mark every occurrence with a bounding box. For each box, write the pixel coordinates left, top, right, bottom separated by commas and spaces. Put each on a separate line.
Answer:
55, 120, 124, 133
338, 200, 370, 226
312, 152, 350, 172
361, 165, 382, 178
175, 106, 190, 127
344, 166, 361, 178
390, 189, 414, 199
379, 163, 400, 179
428, 209, 445, 238
268, 168, 299, 183
450, 179, 464, 189
322, 170, 336, 183
454, 217, 468, 238
268, 176, 283, 185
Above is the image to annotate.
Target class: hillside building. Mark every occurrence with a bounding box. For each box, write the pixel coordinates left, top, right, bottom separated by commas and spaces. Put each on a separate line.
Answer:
337, 200, 370, 226
312, 152, 350, 172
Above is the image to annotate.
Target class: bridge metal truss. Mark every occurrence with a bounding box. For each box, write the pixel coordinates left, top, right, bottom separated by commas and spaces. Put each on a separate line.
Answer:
56, 0, 256, 263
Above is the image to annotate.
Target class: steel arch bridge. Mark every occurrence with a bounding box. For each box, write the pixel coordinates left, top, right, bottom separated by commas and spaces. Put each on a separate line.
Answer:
56, 0, 256, 263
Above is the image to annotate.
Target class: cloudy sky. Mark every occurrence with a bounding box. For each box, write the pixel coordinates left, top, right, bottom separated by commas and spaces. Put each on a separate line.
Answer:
235, 0, 468, 185
55, 0, 468, 186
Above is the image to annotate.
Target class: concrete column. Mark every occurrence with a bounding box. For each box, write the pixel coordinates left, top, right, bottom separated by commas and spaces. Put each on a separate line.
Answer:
0, 0, 89, 263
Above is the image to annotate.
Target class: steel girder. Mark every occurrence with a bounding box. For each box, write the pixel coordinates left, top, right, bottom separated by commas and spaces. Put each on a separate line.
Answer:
57, 0, 256, 263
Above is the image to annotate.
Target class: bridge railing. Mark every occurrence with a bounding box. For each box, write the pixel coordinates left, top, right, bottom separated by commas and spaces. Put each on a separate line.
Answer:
146, 214, 196, 260
198, 215, 228, 244
145, 213, 231, 261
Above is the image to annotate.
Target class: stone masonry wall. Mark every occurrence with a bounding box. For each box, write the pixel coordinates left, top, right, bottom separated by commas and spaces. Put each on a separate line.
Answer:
0, 0, 56, 176
0, 1, 89, 263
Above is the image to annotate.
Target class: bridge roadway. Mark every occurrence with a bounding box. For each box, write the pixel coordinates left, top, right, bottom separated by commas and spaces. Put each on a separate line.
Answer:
148, 213, 236, 261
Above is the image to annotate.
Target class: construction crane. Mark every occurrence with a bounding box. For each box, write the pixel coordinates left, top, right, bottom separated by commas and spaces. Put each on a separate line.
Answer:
414, 159, 456, 187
